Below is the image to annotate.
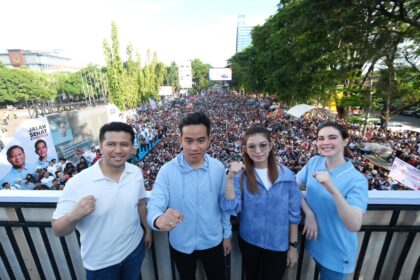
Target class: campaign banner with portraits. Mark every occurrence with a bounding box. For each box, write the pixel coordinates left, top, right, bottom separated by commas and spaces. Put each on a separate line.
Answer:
389, 157, 420, 190
0, 117, 58, 186
45, 104, 122, 161
0, 104, 122, 188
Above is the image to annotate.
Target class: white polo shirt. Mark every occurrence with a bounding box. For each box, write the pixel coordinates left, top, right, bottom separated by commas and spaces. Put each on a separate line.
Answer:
52, 161, 146, 270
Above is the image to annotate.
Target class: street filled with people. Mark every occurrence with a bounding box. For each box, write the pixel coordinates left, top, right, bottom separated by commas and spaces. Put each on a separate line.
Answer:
1, 92, 418, 191
137, 92, 418, 191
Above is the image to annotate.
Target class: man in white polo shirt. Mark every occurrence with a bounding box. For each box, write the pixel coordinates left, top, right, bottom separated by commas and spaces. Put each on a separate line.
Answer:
52, 122, 151, 280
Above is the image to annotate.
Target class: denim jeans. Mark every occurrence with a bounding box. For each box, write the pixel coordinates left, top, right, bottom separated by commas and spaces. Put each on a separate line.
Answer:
317, 262, 350, 280
86, 239, 145, 280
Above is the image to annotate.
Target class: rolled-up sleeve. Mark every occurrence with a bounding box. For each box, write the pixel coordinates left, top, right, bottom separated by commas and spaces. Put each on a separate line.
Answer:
220, 173, 243, 216
147, 166, 169, 231
288, 181, 301, 224
217, 170, 232, 239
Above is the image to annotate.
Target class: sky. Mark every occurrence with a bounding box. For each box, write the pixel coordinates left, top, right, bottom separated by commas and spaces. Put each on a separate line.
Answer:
1, 0, 279, 68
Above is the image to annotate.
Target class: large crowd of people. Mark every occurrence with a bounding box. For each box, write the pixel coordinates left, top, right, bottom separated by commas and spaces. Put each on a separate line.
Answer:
2, 93, 417, 280
136, 93, 418, 191
1, 92, 418, 191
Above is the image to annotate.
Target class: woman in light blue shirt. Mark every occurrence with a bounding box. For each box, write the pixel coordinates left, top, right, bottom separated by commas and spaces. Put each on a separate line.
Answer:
298, 122, 368, 279
222, 126, 301, 280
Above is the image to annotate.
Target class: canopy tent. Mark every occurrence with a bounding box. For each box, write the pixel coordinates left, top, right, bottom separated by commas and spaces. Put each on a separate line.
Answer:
286, 104, 314, 118
286, 104, 336, 119
358, 142, 393, 159
362, 155, 393, 170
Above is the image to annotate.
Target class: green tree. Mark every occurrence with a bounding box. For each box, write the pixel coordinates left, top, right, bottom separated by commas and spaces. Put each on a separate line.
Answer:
103, 22, 125, 109
191, 59, 213, 94
53, 72, 83, 99
228, 47, 261, 95
229, 0, 419, 122
124, 44, 141, 107
0, 67, 56, 104
79, 65, 108, 102
164, 62, 179, 91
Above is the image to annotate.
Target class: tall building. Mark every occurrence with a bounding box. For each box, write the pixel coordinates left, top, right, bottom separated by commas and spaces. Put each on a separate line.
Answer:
235, 15, 253, 53
0, 49, 78, 72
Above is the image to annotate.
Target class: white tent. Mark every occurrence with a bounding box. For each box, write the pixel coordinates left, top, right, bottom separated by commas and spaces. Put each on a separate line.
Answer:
286, 104, 314, 118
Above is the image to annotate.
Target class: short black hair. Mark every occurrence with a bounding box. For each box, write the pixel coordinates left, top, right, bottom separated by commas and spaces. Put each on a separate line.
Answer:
99, 122, 135, 144
6, 145, 24, 158
34, 139, 47, 150
179, 112, 211, 136
2, 182, 10, 187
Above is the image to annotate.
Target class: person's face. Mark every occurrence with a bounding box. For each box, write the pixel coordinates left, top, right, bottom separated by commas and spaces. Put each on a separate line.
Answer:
3, 183, 11, 190
179, 124, 210, 168
60, 123, 67, 137
8, 148, 25, 168
316, 126, 348, 158
35, 142, 48, 158
100, 131, 133, 170
245, 133, 272, 167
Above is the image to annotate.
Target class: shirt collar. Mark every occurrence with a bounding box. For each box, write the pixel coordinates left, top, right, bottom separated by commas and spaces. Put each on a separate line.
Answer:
90, 160, 132, 182
181, 152, 209, 172
321, 157, 354, 177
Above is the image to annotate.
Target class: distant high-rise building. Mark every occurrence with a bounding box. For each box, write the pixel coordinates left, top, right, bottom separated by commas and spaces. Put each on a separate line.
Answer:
236, 15, 253, 53
0, 49, 78, 72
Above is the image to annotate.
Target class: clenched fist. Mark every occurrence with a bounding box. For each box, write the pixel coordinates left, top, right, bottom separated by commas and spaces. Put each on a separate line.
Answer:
155, 208, 184, 232
71, 195, 96, 221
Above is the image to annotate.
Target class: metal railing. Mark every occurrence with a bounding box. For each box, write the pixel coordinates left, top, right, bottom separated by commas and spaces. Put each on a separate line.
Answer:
0, 197, 419, 280
26, 98, 108, 118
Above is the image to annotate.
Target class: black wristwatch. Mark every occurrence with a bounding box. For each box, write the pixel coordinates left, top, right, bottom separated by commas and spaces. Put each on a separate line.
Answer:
289, 241, 299, 248
153, 217, 161, 230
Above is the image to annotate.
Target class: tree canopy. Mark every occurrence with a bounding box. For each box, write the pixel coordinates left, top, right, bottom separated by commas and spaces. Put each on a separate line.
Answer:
228, 0, 420, 120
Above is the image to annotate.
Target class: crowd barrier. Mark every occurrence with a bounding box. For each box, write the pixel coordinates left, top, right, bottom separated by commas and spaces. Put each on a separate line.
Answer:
138, 138, 161, 161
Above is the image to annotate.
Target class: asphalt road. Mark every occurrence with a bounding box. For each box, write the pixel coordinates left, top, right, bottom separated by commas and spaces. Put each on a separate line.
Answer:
389, 115, 420, 132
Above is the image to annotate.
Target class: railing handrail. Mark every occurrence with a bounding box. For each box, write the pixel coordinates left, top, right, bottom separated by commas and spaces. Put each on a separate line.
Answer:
0, 199, 419, 279
1, 189, 419, 205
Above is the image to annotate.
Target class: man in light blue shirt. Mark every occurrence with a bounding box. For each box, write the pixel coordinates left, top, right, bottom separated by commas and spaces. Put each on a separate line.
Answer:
147, 112, 232, 280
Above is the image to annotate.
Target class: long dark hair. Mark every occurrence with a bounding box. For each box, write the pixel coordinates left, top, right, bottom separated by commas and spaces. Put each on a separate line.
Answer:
241, 126, 278, 194
317, 122, 353, 159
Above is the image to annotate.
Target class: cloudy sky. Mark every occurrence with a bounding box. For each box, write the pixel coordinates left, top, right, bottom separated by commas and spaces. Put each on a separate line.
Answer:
2, 0, 279, 67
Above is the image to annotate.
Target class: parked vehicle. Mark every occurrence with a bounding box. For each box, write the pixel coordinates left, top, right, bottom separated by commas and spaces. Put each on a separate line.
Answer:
401, 107, 420, 117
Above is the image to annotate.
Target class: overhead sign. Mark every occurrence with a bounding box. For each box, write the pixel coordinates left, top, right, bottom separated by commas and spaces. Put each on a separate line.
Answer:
209, 68, 232, 81
178, 61, 192, 89
159, 86, 173, 96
